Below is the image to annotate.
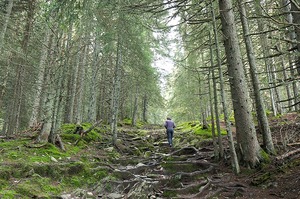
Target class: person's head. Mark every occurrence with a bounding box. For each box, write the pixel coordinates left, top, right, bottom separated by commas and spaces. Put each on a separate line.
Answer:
167, 117, 171, 120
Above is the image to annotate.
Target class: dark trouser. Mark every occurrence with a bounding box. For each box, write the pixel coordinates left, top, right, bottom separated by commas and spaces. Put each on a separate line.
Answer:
166, 128, 174, 146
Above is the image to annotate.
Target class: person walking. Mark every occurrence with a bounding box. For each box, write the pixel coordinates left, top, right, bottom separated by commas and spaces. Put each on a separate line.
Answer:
164, 117, 176, 147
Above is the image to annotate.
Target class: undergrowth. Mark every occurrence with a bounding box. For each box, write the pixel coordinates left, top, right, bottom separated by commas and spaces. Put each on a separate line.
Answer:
0, 122, 109, 198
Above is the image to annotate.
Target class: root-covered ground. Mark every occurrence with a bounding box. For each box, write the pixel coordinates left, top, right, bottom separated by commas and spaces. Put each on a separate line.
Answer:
0, 113, 299, 198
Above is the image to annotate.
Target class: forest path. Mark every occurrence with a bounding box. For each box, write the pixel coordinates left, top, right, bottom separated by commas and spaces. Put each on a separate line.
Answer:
91, 127, 251, 199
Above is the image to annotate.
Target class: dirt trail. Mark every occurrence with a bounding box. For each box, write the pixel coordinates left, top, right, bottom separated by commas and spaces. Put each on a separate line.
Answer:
91, 128, 285, 199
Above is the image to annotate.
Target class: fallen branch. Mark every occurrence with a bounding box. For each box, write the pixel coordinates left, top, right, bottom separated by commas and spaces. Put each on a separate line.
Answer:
287, 142, 300, 146
275, 148, 300, 163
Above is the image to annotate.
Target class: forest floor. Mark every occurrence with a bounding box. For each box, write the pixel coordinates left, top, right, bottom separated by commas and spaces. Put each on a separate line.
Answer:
89, 112, 300, 199
0, 113, 300, 198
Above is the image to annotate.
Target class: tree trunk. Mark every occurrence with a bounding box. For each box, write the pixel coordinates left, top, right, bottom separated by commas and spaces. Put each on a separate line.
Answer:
37, 65, 54, 143
208, 35, 219, 160
238, 0, 275, 155
218, 0, 261, 167
211, 0, 239, 173
291, 0, 300, 75
111, 34, 122, 145
131, 85, 139, 126
29, 27, 51, 127
254, 1, 278, 116
142, 94, 148, 123
74, 42, 88, 124
287, 0, 300, 111
0, 0, 14, 52
6, 0, 35, 135
210, 31, 221, 160
87, 41, 100, 122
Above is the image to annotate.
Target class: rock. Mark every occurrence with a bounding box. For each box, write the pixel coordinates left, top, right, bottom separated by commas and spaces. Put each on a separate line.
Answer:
105, 147, 114, 152
107, 193, 124, 199
136, 163, 146, 167
50, 156, 58, 162
60, 194, 72, 199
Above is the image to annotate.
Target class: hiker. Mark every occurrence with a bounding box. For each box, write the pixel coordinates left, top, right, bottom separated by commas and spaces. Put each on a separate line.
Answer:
164, 117, 176, 147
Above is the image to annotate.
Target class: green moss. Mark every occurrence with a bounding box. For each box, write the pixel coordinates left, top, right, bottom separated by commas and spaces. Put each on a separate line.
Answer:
162, 190, 177, 197
0, 190, 20, 199
61, 123, 77, 134
84, 130, 102, 142
33, 164, 62, 178
61, 123, 102, 144
260, 149, 271, 163
61, 133, 81, 143
0, 179, 8, 189
122, 118, 132, 125
14, 177, 63, 197
68, 176, 84, 187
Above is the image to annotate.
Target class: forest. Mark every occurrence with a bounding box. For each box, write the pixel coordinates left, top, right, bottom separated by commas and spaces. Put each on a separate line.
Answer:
0, 0, 300, 198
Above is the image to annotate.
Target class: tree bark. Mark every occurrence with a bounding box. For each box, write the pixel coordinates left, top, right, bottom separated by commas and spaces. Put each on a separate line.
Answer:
142, 94, 148, 123
290, 0, 300, 75
211, 0, 239, 173
254, 1, 278, 116
131, 85, 139, 126
238, 0, 275, 155
0, 0, 14, 52
74, 41, 88, 124
6, 0, 35, 135
111, 33, 122, 145
87, 41, 100, 122
218, 0, 261, 167
29, 27, 51, 127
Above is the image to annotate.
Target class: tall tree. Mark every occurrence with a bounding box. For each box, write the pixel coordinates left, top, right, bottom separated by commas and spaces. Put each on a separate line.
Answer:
238, 0, 275, 154
218, 0, 261, 167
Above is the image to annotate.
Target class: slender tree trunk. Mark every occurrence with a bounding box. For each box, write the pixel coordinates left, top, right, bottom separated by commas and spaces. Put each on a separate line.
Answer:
0, 0, 14, 52
142, 94, 148, 123
254, 1, 278, 116
208, 37, 218, 160
283, 0, 299, 111
238, 0, 275, 154
87, 41, 100, 122
29, 28, 51, 127
290, 0, 300, 75
111, 34, 122, 145
210, 33, 221, 160
218, 0, 261, 167
74, 42, 88, 124
6, 0, 35, 135
37, 64, 54, 143
131, 85, 138, 126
